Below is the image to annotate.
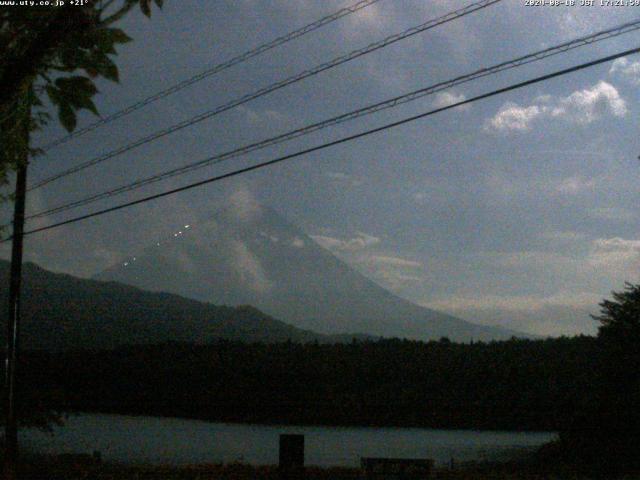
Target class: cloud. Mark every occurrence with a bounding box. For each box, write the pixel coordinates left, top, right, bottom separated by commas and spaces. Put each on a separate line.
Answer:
485, 102, 543, 131
311, 232, 380, 252
554, 176, 596, 195
227, 186, 262, 222
483, 171, 598, 200
311, 232, 423, 289
433, 91, 469, 111
423, 292, 601, 337
587, 237, 640, 270
540, 230, 588, 243
375, 271, 423, 289
239, 106, 288, 125
347, 1, 384, 28
561, 81, 627, 122
365, 255, 422, 269
362, 255, 424, 290
485, 81, 626, 132
426, 291, 601, 313
588, 207, 634, 222
480, 250, 580, 273
552, 7, 628, 38
231, 239, 272, 294
324, 171, 363, 187
609, 57, 640, 85
259, 231, 279, 243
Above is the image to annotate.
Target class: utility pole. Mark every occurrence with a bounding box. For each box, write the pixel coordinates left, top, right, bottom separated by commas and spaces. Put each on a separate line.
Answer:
3, 102, 30, 480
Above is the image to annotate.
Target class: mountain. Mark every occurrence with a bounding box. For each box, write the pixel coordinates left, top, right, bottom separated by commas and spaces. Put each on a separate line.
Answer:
95, 199, 524, 342
0, 261, 360, 350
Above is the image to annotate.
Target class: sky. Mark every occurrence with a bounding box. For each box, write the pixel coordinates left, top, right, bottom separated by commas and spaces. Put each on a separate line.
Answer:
2, 0, 640, 337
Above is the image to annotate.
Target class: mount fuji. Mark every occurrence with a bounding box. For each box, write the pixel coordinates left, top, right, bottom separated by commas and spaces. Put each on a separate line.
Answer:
95, 199, 523, 342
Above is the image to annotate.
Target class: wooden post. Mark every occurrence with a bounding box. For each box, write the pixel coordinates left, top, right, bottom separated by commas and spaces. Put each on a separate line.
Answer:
3, 99, 30, 480
279, 434, 304, 480
3, 163, 27, 480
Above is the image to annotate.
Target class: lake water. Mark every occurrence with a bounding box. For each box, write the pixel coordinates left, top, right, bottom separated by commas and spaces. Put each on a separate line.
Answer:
21, 414, 556, 468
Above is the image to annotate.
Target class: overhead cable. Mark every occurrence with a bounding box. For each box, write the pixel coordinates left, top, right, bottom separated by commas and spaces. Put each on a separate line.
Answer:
6, 45, 638, 242
30, 0, 501, 191
38, 0, 384, 151
25, 19, 640, 221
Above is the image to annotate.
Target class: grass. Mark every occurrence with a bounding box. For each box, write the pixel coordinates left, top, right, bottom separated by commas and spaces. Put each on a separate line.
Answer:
14, 455, 640, 480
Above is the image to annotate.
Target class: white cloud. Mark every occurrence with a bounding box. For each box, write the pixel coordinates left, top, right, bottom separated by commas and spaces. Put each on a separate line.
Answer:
348, 1, 384, 27
480, 250, 579, 272
258, 231, 279, 243
311, 232, 424, 290
589, 207, 634, 222
554, 8, 628, 38
311, 232, 380, 252
485, 81, 626, 132
587, 237, 640, 270
485, 102, 543, 131
541, 230, 588, 243
423, 291, 601, 337
610, 57, 640, 85
362, 255, 424, 290
413, 192, 428, 202
324, 172, 363, 187
375, 271, 423, 289
554, 176, 596, 195
486, 102, 542, 132
228, 186, 262, 222
239, 106, 288, 125
426, 291, 601, 313
231, 239, 272, 294
560, 81, 626, 123
483, 171, 598, 199
366, 255, 422, 269
433, 91, 469, 111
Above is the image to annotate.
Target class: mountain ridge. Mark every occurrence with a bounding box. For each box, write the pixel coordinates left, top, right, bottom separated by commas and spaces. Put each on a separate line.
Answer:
0, 260, 370, 350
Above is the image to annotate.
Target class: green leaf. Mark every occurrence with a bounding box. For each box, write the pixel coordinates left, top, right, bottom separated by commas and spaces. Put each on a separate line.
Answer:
49, 76, 100, 127
92, 27, 131, 53
140, 0, 151, 17
100, 56, 119, 82
55, 76, 98, 100
58, 103, 77, 133
87, 51, 119, 82
45, 85, 61, 106
109, 28, 132, 45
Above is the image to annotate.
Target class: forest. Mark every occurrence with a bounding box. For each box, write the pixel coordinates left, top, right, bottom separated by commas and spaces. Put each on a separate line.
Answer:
20, 336, 597, 432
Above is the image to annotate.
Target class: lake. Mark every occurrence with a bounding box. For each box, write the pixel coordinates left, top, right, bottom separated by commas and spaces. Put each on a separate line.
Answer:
21, 414, 556, 468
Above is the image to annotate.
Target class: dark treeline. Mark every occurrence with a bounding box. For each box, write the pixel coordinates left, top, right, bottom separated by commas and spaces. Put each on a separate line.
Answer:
20, 335, 598, 432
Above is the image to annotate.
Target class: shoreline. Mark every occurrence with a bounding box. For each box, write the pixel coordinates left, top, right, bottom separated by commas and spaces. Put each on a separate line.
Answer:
57, 409, 559, 435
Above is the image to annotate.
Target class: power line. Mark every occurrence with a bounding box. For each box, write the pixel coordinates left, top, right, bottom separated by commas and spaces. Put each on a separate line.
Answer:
37, 0, 384, 151
7, 45, 639, 242
29, 0, 501, 191
24, 18, 640, 221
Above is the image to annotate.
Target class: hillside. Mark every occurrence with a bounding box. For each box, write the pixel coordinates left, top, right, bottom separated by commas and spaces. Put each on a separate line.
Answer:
0, 260, 357, 350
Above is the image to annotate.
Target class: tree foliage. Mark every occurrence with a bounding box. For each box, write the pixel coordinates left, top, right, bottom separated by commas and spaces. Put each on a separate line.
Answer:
18, 336, 598, 432
554, 283, 640, 474
0, 0, 164, 425
593, 282, 640, 341
0, 0, 163, 194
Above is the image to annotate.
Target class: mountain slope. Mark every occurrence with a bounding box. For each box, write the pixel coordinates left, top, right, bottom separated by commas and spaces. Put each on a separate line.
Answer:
96, 201, 524, 342
0, 261, 352, 350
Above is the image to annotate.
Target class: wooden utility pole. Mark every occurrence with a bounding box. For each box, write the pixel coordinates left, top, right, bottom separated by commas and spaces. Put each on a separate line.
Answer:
3, 104, 30, 480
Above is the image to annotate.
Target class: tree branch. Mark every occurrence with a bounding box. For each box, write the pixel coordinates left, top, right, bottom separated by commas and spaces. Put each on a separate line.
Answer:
102, 1, 138, 26
0, 8, 95, 115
